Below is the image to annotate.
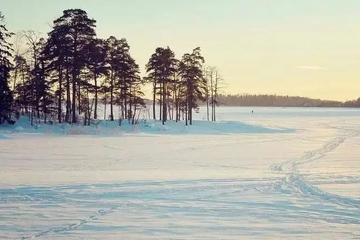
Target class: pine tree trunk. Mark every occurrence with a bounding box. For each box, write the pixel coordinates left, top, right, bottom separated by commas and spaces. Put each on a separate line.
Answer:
110, 70, 114, 121
174, 90, 178, 122
131, 105, 135, 125
22, 70, 26, 115
159, 95, 162, 121
189, 95, 193, 125
78, 82, 81, 115
104, 93, 107, 120
13, 68, 18, 92
72, 73, 77, 123
177, 103, 181, 122
162, 82, 166, 125
66, 66, 71, 123
72, 41, 78, 124
173, 75, 176, 121
153, 82, 156, 120
214, 72, 218, 122
37, 103, 40, 119
94, 74, 98, 119
86, 88, 90, 126
128, 90, 130, 121
58, 68, 62, 123
124, 90, 127, 121
206, 93, 209, 121
185, 94, 188, 126
168, 103, 172, 120
214, 105, 216, 121
214, 90, 217, 122
211, 74, 214, 121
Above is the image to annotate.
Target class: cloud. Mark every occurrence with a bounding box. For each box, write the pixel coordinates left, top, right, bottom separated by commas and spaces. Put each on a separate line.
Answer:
295, 66, 326, 70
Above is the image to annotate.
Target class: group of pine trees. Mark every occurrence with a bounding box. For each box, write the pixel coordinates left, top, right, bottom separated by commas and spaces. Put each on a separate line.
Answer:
0, 9, 222, 126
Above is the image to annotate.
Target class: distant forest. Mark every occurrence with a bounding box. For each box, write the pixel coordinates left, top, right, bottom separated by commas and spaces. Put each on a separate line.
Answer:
216, 94, 360, 108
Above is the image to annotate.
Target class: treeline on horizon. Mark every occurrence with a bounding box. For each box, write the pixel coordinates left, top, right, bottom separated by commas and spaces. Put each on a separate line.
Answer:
0, 9, 223, 126
217, 94, 360, 108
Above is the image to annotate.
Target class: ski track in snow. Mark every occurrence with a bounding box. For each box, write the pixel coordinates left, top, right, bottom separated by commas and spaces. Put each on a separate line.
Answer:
270, 136, 346, 173
12, 176, 360, 239
269, 128, 360, 226
19, 208, 117, 240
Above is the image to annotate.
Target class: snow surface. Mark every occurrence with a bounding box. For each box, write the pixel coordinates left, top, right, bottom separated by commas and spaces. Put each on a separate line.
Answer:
0, 107, 359, 239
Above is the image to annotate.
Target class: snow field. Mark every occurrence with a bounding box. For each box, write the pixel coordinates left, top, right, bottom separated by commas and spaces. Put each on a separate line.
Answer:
0, 107, 359, 239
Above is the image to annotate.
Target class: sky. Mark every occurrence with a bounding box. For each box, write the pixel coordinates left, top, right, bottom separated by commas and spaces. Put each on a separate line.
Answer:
1, 0, 360, 101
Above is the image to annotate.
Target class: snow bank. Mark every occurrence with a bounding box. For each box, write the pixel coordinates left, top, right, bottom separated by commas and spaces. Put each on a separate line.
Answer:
0, 116, 294, 139
140, 120, 294, 135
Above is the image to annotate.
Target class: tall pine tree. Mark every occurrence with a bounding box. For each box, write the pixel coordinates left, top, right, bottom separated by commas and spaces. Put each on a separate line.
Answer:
145, 47, 177, 124
179, 47, 206, 125
49, 9, 96, 123
83, 38, 108, 120
0, 12, 14, 124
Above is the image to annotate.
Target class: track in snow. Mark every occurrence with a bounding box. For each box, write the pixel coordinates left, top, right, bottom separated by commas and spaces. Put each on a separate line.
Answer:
269, 130, 360, 227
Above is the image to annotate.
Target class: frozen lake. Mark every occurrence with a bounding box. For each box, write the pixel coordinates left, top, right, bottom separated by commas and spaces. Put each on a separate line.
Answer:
0, 107, 359, 239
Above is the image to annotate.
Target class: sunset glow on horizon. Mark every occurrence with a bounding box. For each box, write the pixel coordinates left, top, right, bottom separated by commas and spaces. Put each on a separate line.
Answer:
1, 0, 360, 101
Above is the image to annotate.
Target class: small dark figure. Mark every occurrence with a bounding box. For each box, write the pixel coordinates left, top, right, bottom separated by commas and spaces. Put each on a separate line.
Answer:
252, 110, 254, 114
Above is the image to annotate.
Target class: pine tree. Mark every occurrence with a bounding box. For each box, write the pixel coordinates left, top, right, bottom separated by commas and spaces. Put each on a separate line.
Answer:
33, 40, 54, 123
43, 25, 71, 123
173, 62, 184, 122
0, 12, 14, 124
146, 47, 177, 124
83, 38, 108, 119
49, 9, 97, 123
105, 36, 129, 121
179, 47, 206, 125
120, 51, 144, 123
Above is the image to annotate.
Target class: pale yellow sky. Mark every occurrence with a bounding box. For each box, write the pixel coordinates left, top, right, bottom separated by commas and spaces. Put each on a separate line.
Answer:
1, 0, 360, 101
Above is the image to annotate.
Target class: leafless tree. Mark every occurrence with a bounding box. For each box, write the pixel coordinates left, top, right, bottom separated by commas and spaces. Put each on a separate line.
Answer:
22, 30, 42, 126
10, 31, 27, 90
204, 66, 225, 121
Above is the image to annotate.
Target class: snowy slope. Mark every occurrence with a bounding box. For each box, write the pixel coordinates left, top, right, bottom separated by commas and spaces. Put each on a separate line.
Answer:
0, 115, 293, 138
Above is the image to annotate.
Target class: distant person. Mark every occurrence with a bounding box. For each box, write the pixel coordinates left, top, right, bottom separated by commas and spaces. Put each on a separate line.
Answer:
252, 110, 254, 114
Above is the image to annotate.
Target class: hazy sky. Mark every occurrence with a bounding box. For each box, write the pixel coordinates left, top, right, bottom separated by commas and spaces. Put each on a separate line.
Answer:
1, 0, 360, 101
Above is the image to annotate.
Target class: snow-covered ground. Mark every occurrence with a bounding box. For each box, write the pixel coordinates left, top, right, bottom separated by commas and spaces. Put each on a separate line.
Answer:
0, 107, 359, 239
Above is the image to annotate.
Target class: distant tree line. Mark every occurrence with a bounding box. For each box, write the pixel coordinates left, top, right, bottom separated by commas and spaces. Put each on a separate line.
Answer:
217, 94, 360, 108
343, 98, 360, 108
0, 9, 223, 126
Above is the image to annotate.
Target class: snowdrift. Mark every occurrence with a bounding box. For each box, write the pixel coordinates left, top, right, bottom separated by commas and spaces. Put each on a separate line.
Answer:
0, 117, 294, 138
